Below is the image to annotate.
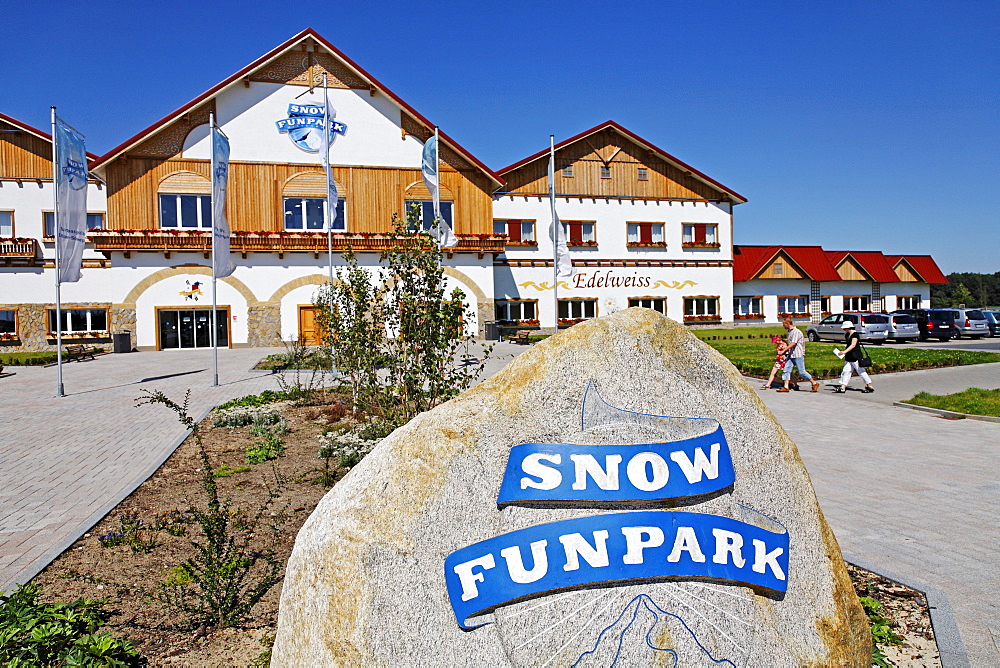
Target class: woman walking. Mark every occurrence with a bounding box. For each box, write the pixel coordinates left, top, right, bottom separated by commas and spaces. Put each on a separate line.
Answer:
837, 320, 874, 394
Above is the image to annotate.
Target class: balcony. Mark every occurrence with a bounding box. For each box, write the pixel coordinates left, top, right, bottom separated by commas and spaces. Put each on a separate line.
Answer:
90, 230, 507, 259
0, 238, 40, 266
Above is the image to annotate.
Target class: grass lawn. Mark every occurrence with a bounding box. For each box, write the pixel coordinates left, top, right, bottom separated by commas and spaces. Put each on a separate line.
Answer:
902, 388, 1000, 417
691, 327, 1000, 379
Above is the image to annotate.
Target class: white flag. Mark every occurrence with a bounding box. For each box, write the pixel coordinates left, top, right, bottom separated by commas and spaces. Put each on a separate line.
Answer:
548, 149, 572, 278
321, 96, 342, 231
54, 119, 88, 283
422, 133, 458, 248
211, 125, 236, 278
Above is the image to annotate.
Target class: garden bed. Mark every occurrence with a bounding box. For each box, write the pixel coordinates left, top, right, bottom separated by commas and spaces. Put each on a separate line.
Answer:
26, 388, 355, 666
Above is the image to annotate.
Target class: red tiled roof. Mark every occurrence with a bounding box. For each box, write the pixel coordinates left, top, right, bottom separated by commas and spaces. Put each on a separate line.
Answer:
886, 255, 949, 284
734, 245, 841, 282
497, 120, 746, 203
825, 251, 899, 283
89, 29, 502, 186
0, 111, 100, 160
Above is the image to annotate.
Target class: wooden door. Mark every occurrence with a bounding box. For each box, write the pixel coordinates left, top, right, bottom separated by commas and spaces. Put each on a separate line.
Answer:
298, 306, 323, 346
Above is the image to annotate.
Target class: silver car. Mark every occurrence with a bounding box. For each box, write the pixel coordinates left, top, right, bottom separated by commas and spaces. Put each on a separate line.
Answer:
950, 308, 990, 339
886, 313, 920, 342
807, 313, 890, 344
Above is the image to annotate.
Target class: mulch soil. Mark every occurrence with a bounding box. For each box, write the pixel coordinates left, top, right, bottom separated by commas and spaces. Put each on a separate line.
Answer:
28, 390, 942, 666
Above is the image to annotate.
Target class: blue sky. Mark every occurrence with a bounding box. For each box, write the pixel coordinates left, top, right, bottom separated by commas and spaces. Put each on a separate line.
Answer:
2, 0, 997, 272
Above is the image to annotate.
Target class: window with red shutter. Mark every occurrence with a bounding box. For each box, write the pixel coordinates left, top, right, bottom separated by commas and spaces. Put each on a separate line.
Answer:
507, 220, 521, 242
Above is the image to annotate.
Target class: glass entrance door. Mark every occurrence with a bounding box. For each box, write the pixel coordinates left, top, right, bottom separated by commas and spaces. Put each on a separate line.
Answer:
158, 308, 228, 350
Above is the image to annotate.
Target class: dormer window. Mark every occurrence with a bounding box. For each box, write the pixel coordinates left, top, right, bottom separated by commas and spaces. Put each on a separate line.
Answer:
600, 166, 611, 179
773, 263, 783, 274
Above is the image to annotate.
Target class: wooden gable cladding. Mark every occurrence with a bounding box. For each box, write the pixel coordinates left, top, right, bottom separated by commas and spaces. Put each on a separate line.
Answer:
757, 252, 805, 279
0, 119, 52, 179
836, 257, 871, 281
502, 128, 723, 200
158, 170, 211, 194
248, 47, 369, 89
282, 171, 348, 198
400, 115, 474, 171
404, 179, 454, 200
131, 101, 215, 159
893, 260, 920, 282
103, 158, 494, 236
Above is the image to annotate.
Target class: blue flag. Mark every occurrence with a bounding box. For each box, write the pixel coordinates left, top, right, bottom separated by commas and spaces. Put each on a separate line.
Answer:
212, 125, 235, 278
54, 119, 88, 283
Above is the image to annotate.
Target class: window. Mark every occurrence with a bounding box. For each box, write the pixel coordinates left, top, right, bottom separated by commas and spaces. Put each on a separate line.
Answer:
772, 263, 783, 274
159, 194, 211, 229
0, 309, 16, 334
626, 223, 665, 246
629, 297, 666, 314
820, 296, 831, 315
733, 296, 762, 317
562, 164, 573, 177
558, 299, 597, 321
684, 297, 719, 319
600, 166, 611, 179
682, 223, 718, 247
0, 211, 12, 237
495, 300, 537, 322
844, 295, 870, 312
778, 296, 809, 314
637, 168, 648, 181
47, 308, 108, 334
405, 200, 453, 232
562, 221, 596, 244
493, 219, 536, 244
897, 295, 919, 310
44, 212, 105, 236
283, 197, 347, 231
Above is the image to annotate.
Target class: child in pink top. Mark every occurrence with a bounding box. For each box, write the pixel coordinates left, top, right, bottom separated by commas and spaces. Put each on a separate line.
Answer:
761, 335, 788, 390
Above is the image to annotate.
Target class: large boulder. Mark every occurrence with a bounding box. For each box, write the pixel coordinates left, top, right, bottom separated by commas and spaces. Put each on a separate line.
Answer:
272, 309, 870, 666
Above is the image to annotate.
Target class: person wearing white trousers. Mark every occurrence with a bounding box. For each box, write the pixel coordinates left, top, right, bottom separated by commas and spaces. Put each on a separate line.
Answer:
837, 320, 874, 393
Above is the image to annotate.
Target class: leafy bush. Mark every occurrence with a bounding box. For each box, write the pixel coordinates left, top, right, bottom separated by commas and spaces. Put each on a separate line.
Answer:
0, 351, 61, 366
214, 390, 288, 412
245, 435, 285, 465
97, 514, 158, 553
0, 582, 140, 666
211, 405, 283, 429
859, 596, 903, 667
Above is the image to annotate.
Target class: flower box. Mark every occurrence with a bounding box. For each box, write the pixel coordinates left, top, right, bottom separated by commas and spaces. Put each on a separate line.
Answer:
505, 241, 538, 247
777, 312, 810, 319
682, 242, 721, 249
734, 313, 763, 320
683, 315, 722, 322
566, 240, 598, 247
558, 317, 588, 325
626, 242, 667, 248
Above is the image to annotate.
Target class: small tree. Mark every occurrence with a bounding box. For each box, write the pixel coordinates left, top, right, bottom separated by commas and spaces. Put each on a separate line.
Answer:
950, 283, 974, 308
314, 206, 491, 434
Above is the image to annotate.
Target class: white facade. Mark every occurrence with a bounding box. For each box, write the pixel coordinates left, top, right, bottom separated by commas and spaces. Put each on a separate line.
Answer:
493, 195, 735, 328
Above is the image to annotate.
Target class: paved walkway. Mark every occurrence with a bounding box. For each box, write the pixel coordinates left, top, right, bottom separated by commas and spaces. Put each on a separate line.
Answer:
2, 343, 999, 662
0, 348, 286, 591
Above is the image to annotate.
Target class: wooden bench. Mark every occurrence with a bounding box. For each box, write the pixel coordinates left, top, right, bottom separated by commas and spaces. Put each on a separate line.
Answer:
510, 330, 533, 345
65, 344, 97, 362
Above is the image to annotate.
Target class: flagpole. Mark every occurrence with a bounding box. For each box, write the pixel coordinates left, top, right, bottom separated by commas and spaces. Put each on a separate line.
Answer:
210, 112, 219, 387
51, 107, 64, 397
322, 74, 336, 374
549, 134, 559, 332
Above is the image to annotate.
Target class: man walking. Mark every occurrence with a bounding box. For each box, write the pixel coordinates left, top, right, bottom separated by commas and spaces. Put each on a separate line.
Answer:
778, 317, 820, 393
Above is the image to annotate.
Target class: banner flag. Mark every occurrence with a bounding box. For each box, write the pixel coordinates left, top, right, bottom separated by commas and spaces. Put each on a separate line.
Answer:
422, 133, 458, 248
54, 119, 88, 284
211, 125, 236, 278
445, 510, 789, 629
548, 150, 572, 278
321, 97, 342, 231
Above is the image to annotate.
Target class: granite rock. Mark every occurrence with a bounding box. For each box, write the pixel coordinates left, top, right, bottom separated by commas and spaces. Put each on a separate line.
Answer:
272, 308, 871, 666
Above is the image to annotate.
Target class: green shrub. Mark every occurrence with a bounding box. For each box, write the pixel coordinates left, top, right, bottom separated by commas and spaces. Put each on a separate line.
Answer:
214, 390, 289, 412
245, 435, 285, 465
0, 583, 141, 666
0, 351, 61, 366
859, 596, 903, 667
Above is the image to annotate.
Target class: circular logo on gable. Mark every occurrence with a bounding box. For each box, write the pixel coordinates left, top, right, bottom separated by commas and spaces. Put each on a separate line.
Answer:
275, 101, 347, 153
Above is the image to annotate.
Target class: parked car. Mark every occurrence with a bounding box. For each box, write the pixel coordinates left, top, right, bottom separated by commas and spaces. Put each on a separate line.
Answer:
983, 311, 1000, 337
894, 309, 958, 341
885, 313, 920, 342
806, 313, 889, 343
949, 308, 990, 339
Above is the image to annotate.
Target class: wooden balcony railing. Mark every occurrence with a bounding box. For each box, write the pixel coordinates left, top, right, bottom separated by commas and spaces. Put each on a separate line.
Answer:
0, 237, 40, 265
90, 231, 507, 259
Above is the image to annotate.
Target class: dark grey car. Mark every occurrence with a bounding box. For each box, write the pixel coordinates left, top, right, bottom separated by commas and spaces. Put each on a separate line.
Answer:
807, 313, 889, 343
886, 313, 920, 342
